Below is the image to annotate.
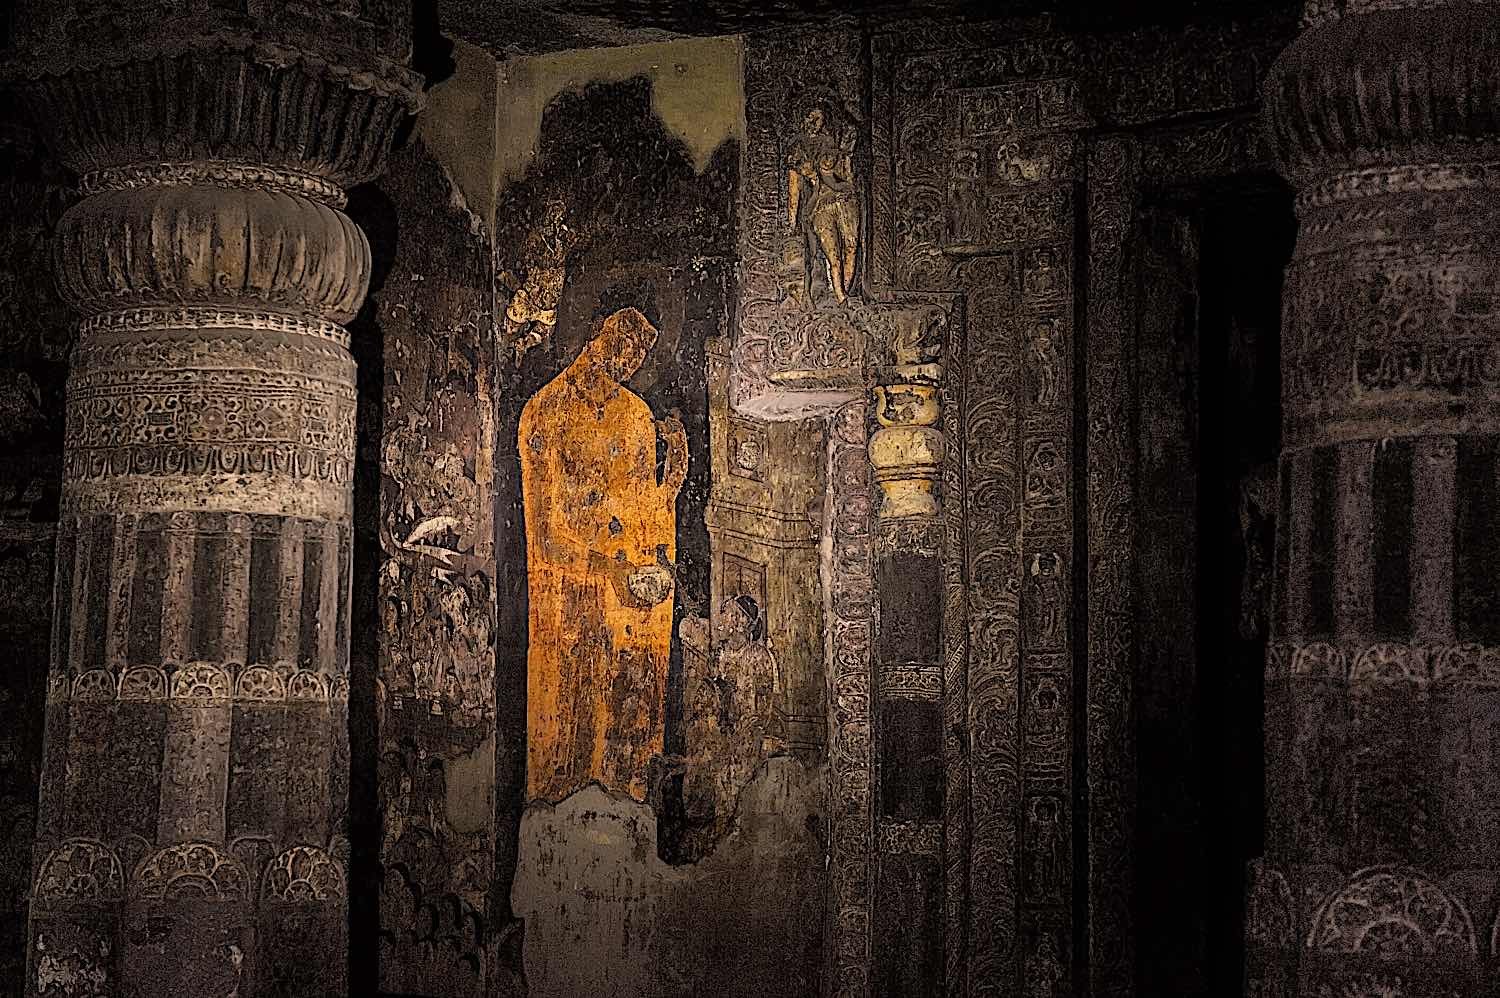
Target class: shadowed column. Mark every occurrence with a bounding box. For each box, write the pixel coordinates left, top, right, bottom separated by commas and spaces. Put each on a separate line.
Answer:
1249, 1, 1500, 994
6, 3, 420, 993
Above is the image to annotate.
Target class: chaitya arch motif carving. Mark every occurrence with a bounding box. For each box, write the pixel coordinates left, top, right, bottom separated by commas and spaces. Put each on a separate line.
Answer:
262, 845, 346, 903
1307, 868, 1476, 957
33, 840, 126, 907
132, 843, 250, 903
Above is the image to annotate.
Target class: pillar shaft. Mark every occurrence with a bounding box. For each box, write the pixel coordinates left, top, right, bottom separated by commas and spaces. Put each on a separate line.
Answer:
1251, 1, 1500, 994
9, 5, 419, 994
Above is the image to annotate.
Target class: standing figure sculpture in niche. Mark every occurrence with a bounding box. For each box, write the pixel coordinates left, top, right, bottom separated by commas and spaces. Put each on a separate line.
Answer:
520, 307, 689, 802
787, 104, 861, 306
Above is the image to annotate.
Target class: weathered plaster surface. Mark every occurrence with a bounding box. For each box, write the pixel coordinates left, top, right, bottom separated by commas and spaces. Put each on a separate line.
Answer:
418, 36, 502, 233
493, 35, 745, 209
356, 134, 514, 996
513, 755, 827, 998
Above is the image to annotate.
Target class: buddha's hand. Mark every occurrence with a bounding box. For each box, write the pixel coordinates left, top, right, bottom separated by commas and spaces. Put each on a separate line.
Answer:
656, 412, 685, 445
656, 411, 688, 491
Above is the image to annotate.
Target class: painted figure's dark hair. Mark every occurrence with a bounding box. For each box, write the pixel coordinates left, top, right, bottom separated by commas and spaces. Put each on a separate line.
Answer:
731, 593, 765, 643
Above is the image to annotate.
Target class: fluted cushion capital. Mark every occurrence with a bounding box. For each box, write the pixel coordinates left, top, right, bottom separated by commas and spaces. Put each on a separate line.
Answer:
1265, 2, 1500, 187
54, 184, 371, 323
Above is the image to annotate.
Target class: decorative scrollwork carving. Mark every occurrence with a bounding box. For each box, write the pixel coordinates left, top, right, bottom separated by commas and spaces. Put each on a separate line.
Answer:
878, 664, 942, 701
117, 666, 166, 701
287, 670, 329, 701
33, 839, 126, 905
1291, 642, 1351, 681
235, 665, 287, 702
1269, 641, 1500, 686
132, 842, 249, 902
262, 845, 345, 902
1349, 644, 1425, 683
765, 306, 866, 390
169, 663, 231, 702
70, 669, 115, 701
826, 398, 876, 997
78, 307, 351, 348
877, 819, 943, 858
79, 161, 348, 209
1308, 867, 1476, 958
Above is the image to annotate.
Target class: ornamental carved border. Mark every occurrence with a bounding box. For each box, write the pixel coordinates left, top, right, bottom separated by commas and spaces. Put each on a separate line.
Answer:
1083, 135, 1138, 998
733, 11, 1293, 996
31, 836, 346, 908
872, 25, 1090, 996
825, 399, 876, 998
868, 13, 1288, 997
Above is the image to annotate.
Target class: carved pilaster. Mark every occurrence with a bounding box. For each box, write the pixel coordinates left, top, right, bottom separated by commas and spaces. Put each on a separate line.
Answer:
1254, 2, 1500, 995
870, 372, 943, 520
7, 3, 419, 995
736, 34, 958, 986
867, 308, 947, 995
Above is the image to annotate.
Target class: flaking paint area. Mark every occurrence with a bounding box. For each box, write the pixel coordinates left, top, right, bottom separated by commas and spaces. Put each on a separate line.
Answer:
512, 756, 827, 998
493, 34, 744, 218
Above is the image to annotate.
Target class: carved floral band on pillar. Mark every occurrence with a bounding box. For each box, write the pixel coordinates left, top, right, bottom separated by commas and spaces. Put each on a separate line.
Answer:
1255, 1, 1500, 996
6, 2, 420, 995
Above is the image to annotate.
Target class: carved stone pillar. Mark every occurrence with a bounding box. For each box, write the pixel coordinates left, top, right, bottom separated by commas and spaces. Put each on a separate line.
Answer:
867, 306, 948, 997
870, 364, 943, 522
7, 4, 420, 994
1254, 2, 1500, 994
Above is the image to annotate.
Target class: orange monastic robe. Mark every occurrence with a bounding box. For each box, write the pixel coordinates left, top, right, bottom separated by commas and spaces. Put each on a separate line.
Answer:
519, 318, 684, 802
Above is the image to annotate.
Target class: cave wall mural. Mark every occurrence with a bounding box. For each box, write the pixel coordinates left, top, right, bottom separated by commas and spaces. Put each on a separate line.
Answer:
520, 305, 686, 804
350, 129, 513, 995
18, 1, 1484, 995
489, 39, 831, 998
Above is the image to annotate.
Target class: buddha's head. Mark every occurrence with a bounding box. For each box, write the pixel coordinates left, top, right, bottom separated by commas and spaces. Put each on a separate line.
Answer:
589, 307, 658, 382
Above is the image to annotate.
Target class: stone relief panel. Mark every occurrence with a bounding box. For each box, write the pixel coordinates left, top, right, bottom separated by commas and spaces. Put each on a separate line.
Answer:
785, 101, 863, 308
735, 24, 865, 413
865, 13, 1291, 996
